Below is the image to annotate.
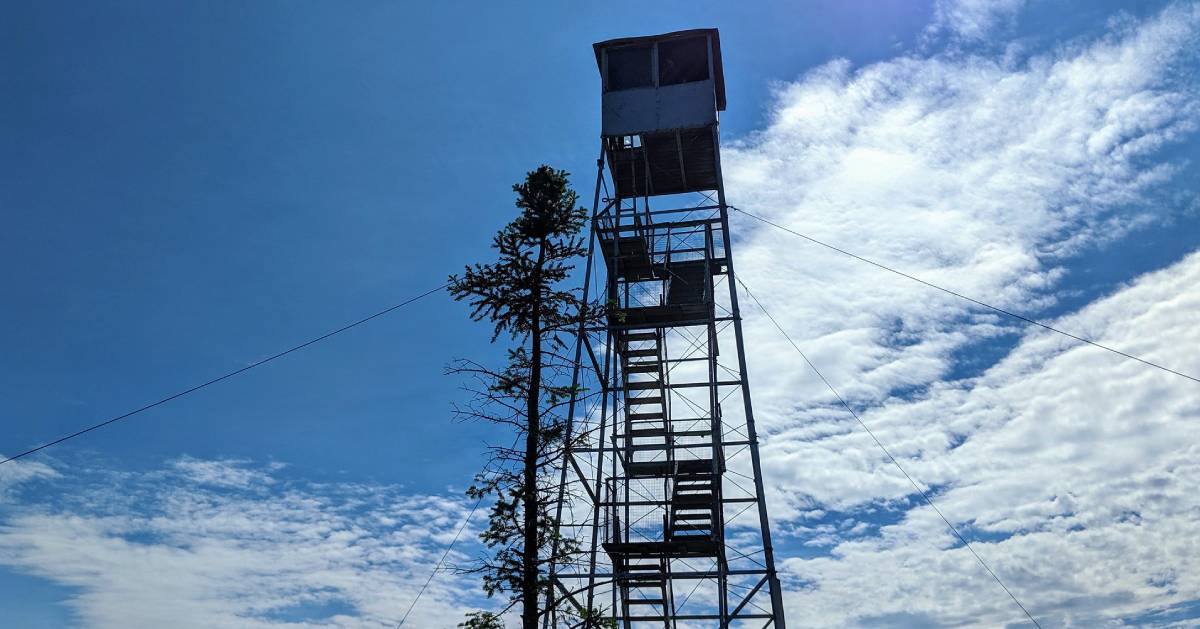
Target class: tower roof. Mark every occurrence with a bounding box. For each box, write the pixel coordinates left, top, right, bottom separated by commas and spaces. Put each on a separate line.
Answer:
593, 28, 726, 111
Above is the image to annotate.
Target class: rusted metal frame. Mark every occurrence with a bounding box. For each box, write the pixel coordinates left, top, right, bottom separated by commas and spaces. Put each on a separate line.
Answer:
594, 196, 619, 222
557, 567, 770, 580
568, 455, 598, 505
601, 483, 760, 497
646, 204, 722, 218
696, 217, 729, 628
582, 333, 608, 391
725, 541, 768, 566
712, 123, 786, 628
659, 305, 677, 588
603, 379, 742, 393
669, 379, 743, 389
662, 322, 718, 371
618, 439, 753, 453
613, 191, 632, 626
582, 167, 618, 626
572, 439, 753, 455
725, 544, 767, 564
662, 355, 711, 364
660, 246, 711, 256
585, 315, 737, 334
619, 614, 773, 622
599, 216, 719, 235
729, 575, 769, 619
546, 148, 607, 627
550, 576, 587, 617
662, 320, 725, 422
549, 577, 616, 624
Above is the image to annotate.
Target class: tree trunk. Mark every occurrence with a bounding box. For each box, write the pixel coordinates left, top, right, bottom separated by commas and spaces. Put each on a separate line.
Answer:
522, 239, 547, 629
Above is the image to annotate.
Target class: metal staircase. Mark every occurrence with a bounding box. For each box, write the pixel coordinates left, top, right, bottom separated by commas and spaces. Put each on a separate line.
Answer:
543, 28, 786, 629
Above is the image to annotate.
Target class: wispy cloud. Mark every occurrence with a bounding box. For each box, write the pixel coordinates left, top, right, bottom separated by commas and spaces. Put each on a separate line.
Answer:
0, 459, 484, 628
769, 251, 1200, 626
725, 1, 1200, 626
0, 459, 58, 503
1, 3, 1198, 628
928, 0, 1027, 41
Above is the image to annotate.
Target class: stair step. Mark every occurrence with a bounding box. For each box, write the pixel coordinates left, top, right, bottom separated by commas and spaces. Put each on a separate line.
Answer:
672, 523, 713, 532
673, 512, 712, 521
624, 574, 666, 583
625, 362, 662, 374
676, 472, 715, 480
622, 332, 660, 342
626, 563, 663, 572
624, 348, 659, 358
626, 461, 671, 477
673, 494, 713, 504
627, 423, 667, 432
626, 396, 663, 406
628, 412, 664, 421
630, 428, 667, 437
627, 598, 665, 606
670, 429, 711, 437
669, 533, 712, 541
676, 459, 716, 474
625, 381, 661, 391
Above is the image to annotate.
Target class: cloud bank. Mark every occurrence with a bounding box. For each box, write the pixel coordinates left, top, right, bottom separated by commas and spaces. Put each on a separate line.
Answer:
723, 1, 1200, 626
0, 459, 482, 628
1, 2, 1199, 628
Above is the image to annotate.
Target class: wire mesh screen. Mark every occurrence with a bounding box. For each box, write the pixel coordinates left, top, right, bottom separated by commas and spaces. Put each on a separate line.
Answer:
606, 476, 669, 544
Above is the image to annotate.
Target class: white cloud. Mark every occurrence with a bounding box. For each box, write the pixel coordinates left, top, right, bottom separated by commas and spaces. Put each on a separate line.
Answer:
2, 3, 1199, 629
0, 458, 58, 503
0, 459, 486, 628
772, 251, 1200, 627
726, 0, 1198, 450
929, 0, 1027, 41
722, 1, 1200, 626
171, 456, 277, 489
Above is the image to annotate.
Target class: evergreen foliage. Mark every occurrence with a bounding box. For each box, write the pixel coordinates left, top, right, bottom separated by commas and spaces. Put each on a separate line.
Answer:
449, 165, 607, 628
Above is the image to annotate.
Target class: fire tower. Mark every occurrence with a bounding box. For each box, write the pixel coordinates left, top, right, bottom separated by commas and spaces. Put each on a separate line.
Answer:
547, 29, 787, 627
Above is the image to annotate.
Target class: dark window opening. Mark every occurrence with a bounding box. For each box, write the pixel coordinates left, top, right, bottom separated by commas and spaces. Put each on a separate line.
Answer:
606, 46, 653, 91
658, 36, 709, 86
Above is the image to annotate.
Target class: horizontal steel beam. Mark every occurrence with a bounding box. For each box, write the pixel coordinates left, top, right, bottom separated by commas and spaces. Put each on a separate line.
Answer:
553, 568, 769, 579
597, 497, 758, 506
572, 441, 752, 454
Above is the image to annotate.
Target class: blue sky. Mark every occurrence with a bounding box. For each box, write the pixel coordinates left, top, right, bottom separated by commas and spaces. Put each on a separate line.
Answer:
2, 1, 1199, 627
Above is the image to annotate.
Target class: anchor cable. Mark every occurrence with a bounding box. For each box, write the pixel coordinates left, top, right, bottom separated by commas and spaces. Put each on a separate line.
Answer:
737, 277, 1044, 629
395, 494, 485, 627
731, 206, 1198, 385
1, 283, 449, 466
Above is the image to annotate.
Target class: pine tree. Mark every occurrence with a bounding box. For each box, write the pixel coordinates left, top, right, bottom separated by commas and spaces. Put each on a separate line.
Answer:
449, 165, 595, 629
